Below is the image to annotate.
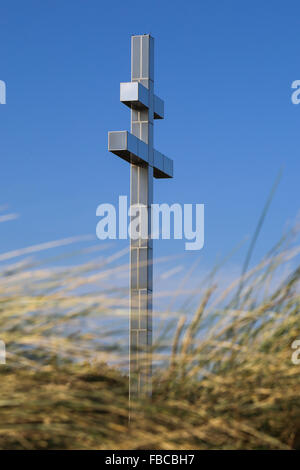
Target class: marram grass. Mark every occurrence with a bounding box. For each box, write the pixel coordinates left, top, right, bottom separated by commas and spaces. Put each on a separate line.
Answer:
0, 234, 299, 449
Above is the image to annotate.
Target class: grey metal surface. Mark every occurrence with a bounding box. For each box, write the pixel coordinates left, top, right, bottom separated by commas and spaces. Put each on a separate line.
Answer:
108, 130, 172, 178
120, 82, 149, 110
120, 81, 164, 120
108, 34, 173, 399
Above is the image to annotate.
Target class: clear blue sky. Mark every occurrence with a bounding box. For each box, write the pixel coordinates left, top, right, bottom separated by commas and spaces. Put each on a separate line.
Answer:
1, 0, 299, 272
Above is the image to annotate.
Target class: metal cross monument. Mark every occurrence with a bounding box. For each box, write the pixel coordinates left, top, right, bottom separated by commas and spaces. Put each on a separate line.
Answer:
108, 35, 173, 399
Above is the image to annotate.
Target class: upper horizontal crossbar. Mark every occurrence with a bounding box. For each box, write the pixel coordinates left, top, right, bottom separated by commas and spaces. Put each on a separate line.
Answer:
120, 82, 164, 119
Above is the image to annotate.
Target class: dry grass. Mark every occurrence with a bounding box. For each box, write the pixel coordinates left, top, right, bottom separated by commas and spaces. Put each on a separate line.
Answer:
0, 229, 299, 449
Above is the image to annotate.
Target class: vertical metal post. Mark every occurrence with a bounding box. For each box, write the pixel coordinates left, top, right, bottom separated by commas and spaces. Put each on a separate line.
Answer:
108, 34, 173, 403
129, 35, 154, 399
